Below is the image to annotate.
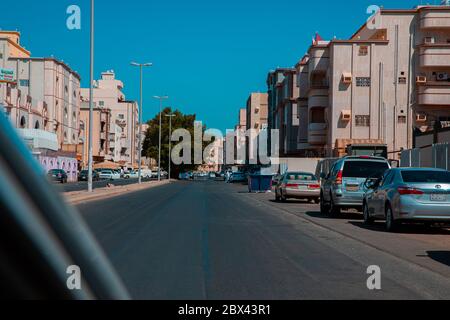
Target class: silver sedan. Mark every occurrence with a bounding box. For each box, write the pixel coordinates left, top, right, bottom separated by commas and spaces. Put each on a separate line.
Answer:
275, 172, 321, 203
363, 168, 450, 232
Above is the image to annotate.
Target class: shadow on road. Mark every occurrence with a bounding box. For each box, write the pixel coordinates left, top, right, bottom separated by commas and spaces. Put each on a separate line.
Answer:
426, 251, 450, 267
305, 211, 362, 220
349, 221, 450, 235
268, 199, 316, 204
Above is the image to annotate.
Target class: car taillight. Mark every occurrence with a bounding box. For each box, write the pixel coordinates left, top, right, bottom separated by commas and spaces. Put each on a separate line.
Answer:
308, 184, 321, 189
336, 170, 343, 185
398, 187, 424, 195
286, 184, 298, 188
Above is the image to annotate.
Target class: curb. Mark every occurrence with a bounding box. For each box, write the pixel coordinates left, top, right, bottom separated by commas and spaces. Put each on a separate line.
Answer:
66, 180, 171, 205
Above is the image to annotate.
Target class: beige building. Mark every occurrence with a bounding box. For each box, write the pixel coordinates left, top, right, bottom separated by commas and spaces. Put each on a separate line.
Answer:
245, 92, 268, 164
79, 103, 111, 167
291, 5, 450, 159
80, 71, 139, 167
0, 31, 81, 152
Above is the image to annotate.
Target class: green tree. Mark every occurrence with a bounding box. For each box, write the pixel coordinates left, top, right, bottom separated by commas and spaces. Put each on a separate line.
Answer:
142, 107, 203, 178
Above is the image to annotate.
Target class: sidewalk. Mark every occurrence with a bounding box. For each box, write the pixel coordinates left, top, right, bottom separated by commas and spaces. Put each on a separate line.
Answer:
65, 180, 171, 205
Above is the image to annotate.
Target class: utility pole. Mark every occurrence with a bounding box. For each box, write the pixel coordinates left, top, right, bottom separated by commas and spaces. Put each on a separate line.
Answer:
165, 113, 175, 180
87, 0, 95, 193
153, 95, 169, 181
131, 62, 153, 184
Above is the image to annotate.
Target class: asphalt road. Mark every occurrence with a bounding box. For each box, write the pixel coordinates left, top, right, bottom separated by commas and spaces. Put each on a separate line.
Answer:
77, 180, 450, 300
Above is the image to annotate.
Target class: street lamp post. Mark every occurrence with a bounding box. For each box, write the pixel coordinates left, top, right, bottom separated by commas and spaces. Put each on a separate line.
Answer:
87, 0, 95, 193
165, 114, 175, 180
153, 96, 169, 181
131, 62, 153, 184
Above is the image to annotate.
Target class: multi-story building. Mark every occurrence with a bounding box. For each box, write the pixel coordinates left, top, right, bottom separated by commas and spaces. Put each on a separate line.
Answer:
0, 31, 81, 180
79, 102, 111, 167
245, 92, 268, 164
80, 71, 139, 167
282, 4, 450, 160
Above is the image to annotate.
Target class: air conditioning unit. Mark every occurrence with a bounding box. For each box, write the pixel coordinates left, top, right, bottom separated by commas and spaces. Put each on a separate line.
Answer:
342, 72, 352, 84
341, 110, 351, 121
436, 72, 449, 81
416, 114, 427, 123
416, 76, 427, 84
424, 37, 435, 44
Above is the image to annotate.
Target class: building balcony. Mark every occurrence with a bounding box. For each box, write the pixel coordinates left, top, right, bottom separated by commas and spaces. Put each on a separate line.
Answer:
116, 119, 127, 127
100, 132, 107, 140
308, 48, 329, 73
418, 82, 450, 105
419, 44, 450, 68
308, 88, 329, 108
308, 123, 327, 145
17, 129, 59, 151
420, 9, 450, 29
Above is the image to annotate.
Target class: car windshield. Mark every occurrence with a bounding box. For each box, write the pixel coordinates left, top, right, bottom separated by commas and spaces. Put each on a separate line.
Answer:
343, 161, 389, 178
49, 170, 60, 174
401, 171, 450, 183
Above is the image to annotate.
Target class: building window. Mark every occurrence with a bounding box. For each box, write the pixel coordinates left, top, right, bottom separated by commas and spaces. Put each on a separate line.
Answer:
99, 101, 105, 107
19, 79, 30, 87
118, 114, 125, 120
65, 85, 68, 93
356, 77, 371, 87
398, 77, 407, 84
64, 108, 68, 119
35, 121, 40, 129
355, 115, 370, 127
310, 108, 325, 123
398, 115, 407, 124
358, 46, 368, 56
64, 131, 68, 142
20, 116, 27, 128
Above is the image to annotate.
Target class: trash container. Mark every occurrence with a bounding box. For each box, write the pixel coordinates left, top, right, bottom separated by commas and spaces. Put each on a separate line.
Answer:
248, 174, 273, 193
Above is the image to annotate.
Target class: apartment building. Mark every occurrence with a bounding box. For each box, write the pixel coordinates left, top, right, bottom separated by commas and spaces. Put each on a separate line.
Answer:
285, 5, 450, 159
245, 92, 268, 164
79, 102, 111, 167
267, 68, 300, 156
80, 71, 139, 167
0, 31, 81, 180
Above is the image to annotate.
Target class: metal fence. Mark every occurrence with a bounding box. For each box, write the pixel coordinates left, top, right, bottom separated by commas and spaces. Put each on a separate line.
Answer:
401, 143, 450, 171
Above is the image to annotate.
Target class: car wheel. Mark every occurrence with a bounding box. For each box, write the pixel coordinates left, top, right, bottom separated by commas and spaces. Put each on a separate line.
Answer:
363, 202, 375, 225
320, 193, 329, 214
329, 194, 341, 216
385, 204, 398, 232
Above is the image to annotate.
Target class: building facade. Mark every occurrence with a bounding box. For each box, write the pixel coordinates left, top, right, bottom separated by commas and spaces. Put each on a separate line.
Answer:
80, 71, 139, 167
0, 31, 81, 180
271, 4, 450, 160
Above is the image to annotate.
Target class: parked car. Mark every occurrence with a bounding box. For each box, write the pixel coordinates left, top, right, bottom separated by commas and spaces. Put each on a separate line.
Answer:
229, 172, 246, 183
123, 170, 139, 179
141, 169, 152, 179
99, 169, 121, 180
274, 172, 320, 203
320, 156, 390, 215
78, 170, 100, 182
47, 169, 68, 184
363, 168, 450, 231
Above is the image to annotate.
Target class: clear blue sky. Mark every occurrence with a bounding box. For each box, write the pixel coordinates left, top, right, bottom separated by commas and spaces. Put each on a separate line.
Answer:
1, 0, 429, 131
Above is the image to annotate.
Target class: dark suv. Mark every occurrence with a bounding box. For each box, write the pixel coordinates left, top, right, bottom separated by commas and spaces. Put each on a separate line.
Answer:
320, 156, 390, 215
47, 169, 68, 184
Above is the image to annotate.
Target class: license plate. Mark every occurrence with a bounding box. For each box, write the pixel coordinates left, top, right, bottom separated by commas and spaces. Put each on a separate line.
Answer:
346, 185, 359, 192
431, 194, 446, 202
